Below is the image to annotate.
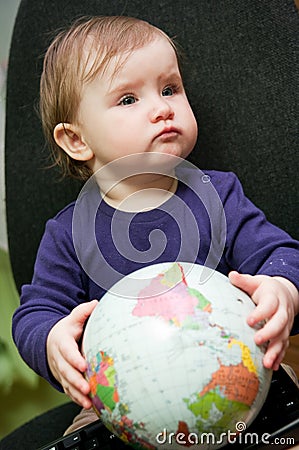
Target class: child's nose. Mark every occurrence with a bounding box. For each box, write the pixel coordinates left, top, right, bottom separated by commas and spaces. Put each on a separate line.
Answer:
150, 97, 174, 122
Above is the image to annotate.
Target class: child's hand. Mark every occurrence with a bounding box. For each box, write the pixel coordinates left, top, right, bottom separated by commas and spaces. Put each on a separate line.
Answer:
46, 299, 98, 408
229, 272, 299, 371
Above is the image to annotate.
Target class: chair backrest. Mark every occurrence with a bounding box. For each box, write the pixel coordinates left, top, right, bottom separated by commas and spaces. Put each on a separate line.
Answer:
5, 0, 299, 292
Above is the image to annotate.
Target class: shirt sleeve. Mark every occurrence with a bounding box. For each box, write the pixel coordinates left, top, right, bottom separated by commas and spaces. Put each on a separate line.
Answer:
12, 215, 88, 391
218, 172, 299, 334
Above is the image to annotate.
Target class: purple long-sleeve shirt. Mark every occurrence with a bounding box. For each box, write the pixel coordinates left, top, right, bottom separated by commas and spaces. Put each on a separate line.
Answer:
12, 169, 299, 391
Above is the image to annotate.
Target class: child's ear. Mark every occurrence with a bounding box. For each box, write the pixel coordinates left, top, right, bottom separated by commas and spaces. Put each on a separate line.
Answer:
53, 123, 94, 161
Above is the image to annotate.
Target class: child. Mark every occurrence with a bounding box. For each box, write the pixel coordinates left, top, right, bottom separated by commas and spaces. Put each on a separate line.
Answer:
12, 15, 299, 432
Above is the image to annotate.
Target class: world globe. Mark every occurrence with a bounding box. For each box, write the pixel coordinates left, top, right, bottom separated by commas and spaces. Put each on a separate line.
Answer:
82, 262, 272, 449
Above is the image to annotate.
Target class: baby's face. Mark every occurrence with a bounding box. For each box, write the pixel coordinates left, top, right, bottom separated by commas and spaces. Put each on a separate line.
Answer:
76, 36, 198, 173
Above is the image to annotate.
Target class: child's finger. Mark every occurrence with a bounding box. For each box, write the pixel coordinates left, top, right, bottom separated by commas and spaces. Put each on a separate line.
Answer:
247, 294, 278, 326
57, 332, 88, 372
57, 358, 92, 408
254, 309, 289, 345
263, 338, 289, 370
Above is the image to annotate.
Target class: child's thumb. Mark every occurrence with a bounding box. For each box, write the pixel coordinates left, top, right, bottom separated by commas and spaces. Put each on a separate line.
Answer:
70, 299, 98, 326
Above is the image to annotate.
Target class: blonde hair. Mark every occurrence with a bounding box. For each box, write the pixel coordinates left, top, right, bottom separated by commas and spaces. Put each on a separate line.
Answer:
40, 16, 181, 180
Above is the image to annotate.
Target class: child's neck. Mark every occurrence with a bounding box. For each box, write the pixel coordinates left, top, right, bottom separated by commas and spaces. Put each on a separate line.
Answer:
99, 173, 178, 212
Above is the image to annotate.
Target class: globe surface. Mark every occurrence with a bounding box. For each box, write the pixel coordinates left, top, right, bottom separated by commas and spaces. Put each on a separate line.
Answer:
83, 262, 272, 449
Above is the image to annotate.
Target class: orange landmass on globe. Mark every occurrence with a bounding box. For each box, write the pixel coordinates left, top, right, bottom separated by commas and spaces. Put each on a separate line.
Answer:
199, 360, 259, 406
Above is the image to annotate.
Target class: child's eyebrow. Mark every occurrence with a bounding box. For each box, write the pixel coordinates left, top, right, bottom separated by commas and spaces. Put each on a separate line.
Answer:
106, 82, 136, 98
106, 72, 183, 98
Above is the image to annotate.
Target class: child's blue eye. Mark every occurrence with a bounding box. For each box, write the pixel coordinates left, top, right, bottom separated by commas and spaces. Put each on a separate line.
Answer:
162, 86, 176, 97
120, 95, 136, 106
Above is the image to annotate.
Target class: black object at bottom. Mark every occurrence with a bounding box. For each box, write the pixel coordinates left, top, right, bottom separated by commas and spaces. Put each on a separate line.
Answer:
35, 365, 299, 450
